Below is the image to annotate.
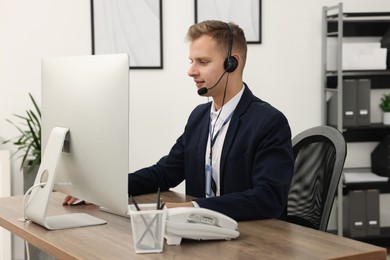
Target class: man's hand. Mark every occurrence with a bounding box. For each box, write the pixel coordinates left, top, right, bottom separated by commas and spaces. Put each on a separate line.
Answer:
63, 195, 91, 206
165, 201, 194, 208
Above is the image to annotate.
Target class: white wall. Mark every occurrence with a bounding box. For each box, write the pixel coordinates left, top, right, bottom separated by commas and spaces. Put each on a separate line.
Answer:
0, 0, 92, 196
1, 0, 390, 197
0, 1, 92, 258
1, 0, 390, 190
1, 0, 390, 258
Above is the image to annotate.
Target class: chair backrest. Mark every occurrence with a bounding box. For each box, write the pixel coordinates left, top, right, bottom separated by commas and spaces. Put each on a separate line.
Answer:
286, 125, 347, 231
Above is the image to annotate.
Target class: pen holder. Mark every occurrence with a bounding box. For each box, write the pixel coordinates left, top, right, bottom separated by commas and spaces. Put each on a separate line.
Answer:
129, 203, 167, 254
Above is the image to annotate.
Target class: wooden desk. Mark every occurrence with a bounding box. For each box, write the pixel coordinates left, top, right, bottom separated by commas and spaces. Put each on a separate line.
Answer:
0, 192, 386, 260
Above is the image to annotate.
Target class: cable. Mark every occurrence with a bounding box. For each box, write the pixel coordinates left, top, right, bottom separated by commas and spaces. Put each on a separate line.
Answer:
19, 181, 73, 222
210, 73, 230, 141
19, 182, 47, 222
19, 182, 47, 260
25, 240, 30, 260
208, 73, 230, 196
19, 181, 72, 259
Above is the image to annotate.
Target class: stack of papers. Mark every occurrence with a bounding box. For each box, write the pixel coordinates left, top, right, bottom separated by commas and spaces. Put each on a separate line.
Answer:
342, 42, 387, 70
343, 172, 389, 184
327, 39, 388, 70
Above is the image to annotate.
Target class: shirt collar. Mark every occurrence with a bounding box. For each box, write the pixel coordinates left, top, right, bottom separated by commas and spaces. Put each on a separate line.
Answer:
210, 84, 245, 121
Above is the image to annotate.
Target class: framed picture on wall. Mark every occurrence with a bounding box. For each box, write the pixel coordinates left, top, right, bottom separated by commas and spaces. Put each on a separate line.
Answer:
195, 0, 261, 44
91, 0, 163, 69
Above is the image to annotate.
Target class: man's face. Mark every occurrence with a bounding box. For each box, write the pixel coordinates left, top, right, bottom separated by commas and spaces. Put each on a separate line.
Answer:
188, 35, 226, 96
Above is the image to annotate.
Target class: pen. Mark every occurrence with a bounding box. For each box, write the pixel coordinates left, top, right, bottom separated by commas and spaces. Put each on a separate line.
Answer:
159, 202, 165, 210
157, 187, 161, 210
130, 195, 141, 211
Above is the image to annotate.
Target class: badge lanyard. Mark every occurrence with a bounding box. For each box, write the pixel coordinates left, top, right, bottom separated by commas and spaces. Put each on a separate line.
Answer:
205, 111, 234, 197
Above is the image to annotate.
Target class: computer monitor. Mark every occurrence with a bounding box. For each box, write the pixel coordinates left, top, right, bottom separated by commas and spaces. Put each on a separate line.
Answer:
25, 53, 130, 230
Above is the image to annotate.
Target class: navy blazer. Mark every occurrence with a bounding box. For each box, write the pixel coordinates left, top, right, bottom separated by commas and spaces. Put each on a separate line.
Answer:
128, 84, 294, 221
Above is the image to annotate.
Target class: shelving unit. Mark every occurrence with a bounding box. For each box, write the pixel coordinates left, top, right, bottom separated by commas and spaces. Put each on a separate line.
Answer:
322, 3, 390, 238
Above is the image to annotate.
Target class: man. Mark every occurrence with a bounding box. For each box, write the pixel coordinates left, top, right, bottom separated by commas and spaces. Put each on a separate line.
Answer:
127, 20, 294, 221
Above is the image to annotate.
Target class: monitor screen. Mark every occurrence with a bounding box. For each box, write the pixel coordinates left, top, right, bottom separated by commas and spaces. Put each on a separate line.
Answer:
25, 54, 129, 230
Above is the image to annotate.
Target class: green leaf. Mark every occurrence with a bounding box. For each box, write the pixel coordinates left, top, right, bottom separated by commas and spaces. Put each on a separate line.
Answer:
380, 93, 390, 112
2, 93, 41, 172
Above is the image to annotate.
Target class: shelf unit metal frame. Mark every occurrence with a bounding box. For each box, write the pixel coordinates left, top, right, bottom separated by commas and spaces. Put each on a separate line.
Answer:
322, 2, 344, 236
322, 3, 390, 237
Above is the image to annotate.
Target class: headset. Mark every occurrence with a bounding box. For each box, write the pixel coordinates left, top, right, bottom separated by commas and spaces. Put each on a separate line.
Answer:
197, 22, 238, 96
203, 23, 239, 197
223, 22, 238, 73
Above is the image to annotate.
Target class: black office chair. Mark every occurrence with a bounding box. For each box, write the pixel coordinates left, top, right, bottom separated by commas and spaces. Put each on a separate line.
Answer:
286, 125, 347, 231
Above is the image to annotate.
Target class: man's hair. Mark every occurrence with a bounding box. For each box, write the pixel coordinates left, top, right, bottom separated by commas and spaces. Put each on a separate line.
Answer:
186, 20, 247, 67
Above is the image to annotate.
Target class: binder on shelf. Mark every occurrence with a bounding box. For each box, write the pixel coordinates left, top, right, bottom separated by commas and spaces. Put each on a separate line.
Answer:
328, 79, 357, 127
356, 79, 371, 126
343, 189, 381, 238
365, 189, 381, 237
346, 190, 366, 238
327, 79, 371, 127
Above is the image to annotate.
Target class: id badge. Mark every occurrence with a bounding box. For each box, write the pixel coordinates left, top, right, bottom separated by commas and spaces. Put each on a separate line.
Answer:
205, 164, 212, 197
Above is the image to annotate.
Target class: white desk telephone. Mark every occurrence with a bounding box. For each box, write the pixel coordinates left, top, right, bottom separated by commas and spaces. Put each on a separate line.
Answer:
164, 207, 239, 245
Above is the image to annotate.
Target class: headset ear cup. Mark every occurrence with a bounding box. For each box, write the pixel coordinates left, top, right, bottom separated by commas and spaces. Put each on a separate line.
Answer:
224, 56, 238, 73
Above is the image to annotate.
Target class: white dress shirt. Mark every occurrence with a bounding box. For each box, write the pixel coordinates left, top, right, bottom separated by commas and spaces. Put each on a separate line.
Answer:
205, 85, 244, 197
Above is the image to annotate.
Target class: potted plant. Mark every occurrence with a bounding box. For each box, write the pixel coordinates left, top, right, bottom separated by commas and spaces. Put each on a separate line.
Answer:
2, 93, 41, 192
379, 93, 390, 125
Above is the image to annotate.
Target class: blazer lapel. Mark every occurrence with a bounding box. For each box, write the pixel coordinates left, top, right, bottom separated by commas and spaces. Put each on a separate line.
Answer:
197, 104, 211, 194
219, 84, 253, 193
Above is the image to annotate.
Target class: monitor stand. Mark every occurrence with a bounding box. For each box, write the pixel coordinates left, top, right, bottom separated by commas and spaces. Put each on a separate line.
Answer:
24, 127, 107, 230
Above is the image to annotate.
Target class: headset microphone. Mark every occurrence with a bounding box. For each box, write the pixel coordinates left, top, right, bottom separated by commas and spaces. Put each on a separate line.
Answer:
197, 22, 237, 96
197, 87, 208, 96
197, 69, 228, 96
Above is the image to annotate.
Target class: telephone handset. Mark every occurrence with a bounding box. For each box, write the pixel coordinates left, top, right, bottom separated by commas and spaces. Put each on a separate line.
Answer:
164, 207, 239, 245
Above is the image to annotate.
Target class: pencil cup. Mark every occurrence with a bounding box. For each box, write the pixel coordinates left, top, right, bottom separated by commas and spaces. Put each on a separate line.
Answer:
129, 203, 167, 254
